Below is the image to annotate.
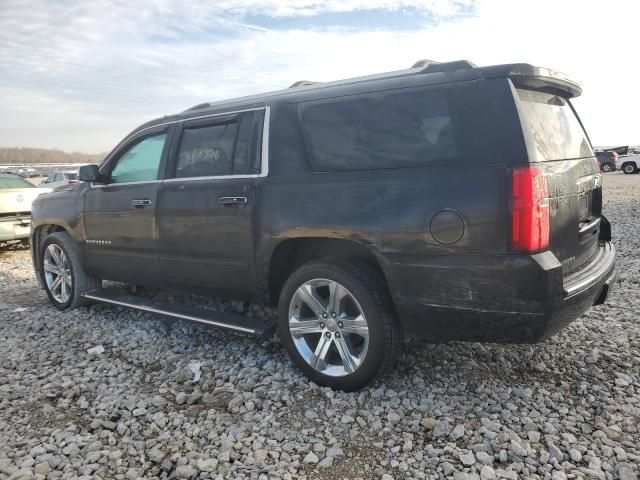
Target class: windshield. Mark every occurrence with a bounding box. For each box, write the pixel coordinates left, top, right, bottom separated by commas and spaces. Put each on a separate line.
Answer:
516, 89, 593, 162
0, 176, 35, 189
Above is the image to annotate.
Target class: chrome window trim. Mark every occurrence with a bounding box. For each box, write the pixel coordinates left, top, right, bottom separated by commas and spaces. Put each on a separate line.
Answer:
90, 180, 162, 188
164, 174, 259, 183
92, 105, 270, 188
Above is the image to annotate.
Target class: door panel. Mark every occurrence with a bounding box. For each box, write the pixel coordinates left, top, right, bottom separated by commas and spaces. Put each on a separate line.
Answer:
82, 183, 162, 284
156, 178, 256, 294
81, 127, 172, 284
156, 109, 265, 295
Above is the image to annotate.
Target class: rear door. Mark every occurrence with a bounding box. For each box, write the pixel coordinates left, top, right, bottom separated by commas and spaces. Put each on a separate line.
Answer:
156, 108, 266, 295
514, 86, 601, 274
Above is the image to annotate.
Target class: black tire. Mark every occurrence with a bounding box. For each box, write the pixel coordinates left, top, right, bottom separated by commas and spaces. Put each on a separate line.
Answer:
601, 163, 612, 173
622, 163, 637, 174
278, 258, 401, 391
40, 232, 101, 310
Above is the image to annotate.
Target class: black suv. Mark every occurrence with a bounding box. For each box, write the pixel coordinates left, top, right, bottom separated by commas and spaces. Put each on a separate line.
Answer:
595, 150, 618, 172
31, 60, 616, 390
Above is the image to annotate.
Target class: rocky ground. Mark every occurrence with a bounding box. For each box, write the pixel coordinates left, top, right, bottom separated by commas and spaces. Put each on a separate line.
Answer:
1, 173, 639, 480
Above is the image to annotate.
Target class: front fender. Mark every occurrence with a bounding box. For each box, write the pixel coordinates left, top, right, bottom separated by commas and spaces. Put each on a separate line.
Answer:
30, 185, 86, 288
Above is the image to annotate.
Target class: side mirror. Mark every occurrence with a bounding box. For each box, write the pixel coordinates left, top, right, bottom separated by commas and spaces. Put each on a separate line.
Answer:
79, 165, 100, 182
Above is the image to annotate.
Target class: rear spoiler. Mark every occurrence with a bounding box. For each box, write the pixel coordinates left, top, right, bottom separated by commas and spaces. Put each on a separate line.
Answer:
480, 63, 582, 98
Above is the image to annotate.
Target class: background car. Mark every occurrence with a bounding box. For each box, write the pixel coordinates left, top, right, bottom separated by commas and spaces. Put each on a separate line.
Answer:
616, 153, 640, 174
40, 170, 80, 189
595, 150, 618, 172
0, 174, 51, 243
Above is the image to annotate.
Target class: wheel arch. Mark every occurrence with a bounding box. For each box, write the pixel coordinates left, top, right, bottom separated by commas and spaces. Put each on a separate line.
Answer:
265, 236, 391, 305
31, 223, 75, 288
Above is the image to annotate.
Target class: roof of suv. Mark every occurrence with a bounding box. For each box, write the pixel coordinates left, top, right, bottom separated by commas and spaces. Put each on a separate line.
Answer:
127, 60, 582, 145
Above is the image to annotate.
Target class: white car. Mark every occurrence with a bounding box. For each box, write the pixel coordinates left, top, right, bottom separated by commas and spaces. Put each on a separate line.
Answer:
616, 154, 640, 174
40, 170, 80, 189
0, 174, 51, 242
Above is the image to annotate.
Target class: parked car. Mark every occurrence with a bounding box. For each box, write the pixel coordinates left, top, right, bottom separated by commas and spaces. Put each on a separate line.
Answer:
0, 174, 51, 243
595, 151, 618, 172
616, 154, 640, 174
30, 60, 616, 390
40, 170, 80, 189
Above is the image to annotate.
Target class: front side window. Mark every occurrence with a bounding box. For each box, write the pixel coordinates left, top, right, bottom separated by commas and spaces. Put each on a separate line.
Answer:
299, 87, 459, 171
176, 122, 239, 178
110, 133, 167, 183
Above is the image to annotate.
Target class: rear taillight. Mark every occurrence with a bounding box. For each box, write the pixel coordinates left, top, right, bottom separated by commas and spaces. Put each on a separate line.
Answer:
511, 166, 549, 252
68, 180, 80, 185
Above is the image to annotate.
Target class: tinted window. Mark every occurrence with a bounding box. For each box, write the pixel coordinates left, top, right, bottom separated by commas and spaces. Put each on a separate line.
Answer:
176, 122, 239, 178
111, 133, 166, 183
516, 89, 593, 161
299, 88, 459, 171
232, 111, 264, 175
0, 176, 34, 189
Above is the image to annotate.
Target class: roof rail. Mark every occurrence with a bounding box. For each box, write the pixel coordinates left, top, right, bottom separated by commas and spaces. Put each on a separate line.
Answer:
411, 59, 439, 68
289, 80, 320, 88
413, 59, 476, 73
184, 102, 211, 112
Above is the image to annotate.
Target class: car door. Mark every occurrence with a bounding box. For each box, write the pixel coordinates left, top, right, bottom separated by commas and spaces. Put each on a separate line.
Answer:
156, 108, 266, 295
82, 125, 173, 285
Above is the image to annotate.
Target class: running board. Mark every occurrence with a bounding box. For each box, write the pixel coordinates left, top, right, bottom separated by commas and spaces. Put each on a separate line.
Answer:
83, 288, 276, 340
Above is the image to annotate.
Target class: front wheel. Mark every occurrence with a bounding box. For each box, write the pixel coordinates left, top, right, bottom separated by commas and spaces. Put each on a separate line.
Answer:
622, 163, 637, 174
41, 232, 101, 310
278, 258, 401, 391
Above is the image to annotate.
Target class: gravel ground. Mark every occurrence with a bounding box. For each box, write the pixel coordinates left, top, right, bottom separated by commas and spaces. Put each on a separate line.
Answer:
1, 173, 639, 480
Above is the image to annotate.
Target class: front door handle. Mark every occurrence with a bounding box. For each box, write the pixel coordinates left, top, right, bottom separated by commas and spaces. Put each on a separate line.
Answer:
131, 199, 152, 208
218, 196, 247, 206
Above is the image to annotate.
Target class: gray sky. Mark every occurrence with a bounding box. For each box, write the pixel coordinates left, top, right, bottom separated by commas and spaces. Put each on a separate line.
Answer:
0, 0, 637, 153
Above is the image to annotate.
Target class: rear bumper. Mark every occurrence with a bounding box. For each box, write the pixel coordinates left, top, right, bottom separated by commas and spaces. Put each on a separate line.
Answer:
0, 215, 31, 241
384, 241, 616, 343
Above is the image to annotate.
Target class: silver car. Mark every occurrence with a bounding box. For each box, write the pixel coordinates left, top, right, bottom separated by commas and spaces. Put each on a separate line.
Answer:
0, 174, 51, 242
40, 170, 80, 189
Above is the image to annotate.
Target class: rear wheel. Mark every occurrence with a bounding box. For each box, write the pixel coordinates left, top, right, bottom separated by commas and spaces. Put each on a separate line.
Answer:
278, 258, 400, 391
601, 163, 612, 172
622, 163, 637, 174
41, 232, 101, 310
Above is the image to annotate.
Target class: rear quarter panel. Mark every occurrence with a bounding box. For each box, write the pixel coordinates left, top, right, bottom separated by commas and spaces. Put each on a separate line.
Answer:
256, 79, 514, 306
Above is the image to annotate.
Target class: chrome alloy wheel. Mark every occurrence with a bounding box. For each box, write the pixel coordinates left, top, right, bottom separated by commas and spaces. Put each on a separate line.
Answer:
288, 278, 369, 377
44, 244, 72, 303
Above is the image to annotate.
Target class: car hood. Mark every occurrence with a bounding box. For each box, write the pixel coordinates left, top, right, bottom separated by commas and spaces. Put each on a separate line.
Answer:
0, 187, 53, 215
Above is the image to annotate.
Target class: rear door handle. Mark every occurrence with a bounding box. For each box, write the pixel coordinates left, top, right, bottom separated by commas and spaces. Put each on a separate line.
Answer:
131, 199, 152, 208
218, 196, 247, 206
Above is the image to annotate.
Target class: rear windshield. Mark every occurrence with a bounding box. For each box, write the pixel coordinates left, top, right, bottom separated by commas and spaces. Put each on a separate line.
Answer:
516, 89, 593, 162
0, 176, 35, 189
299, 87, 463, 171
66, 173, 78, 180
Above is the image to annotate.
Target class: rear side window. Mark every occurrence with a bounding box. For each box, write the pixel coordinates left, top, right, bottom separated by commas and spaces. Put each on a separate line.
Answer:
516, 89, 593, 162
298, 87, 460, 171
176, 122, 239, 178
